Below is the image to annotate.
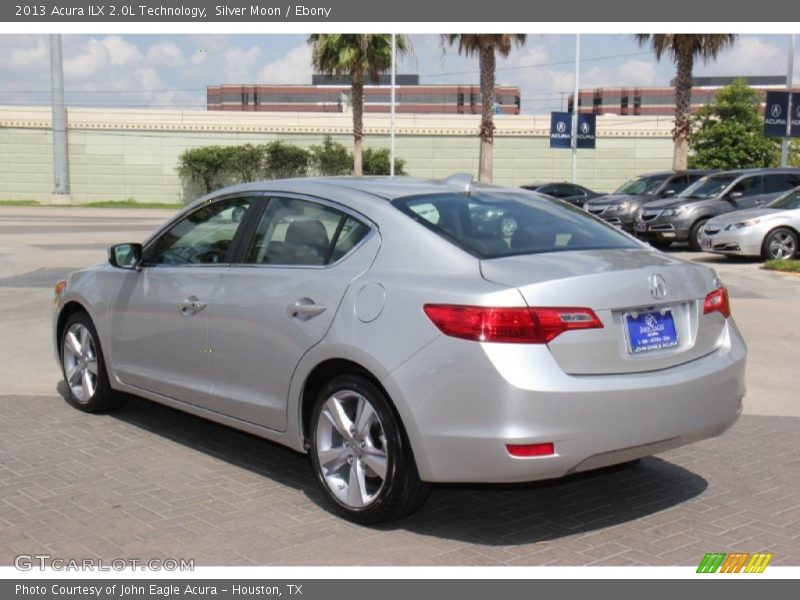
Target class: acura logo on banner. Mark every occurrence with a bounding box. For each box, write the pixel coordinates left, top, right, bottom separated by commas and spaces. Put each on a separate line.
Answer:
764, 91, 790, 137
550, 112, 571, 148
550, 112, 596, 149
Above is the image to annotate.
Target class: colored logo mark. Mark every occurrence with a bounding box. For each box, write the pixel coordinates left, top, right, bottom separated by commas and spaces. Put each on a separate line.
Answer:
696, 552, 773, 573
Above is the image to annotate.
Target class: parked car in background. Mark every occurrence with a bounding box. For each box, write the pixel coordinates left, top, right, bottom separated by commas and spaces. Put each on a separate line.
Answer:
53, 175, 745, 524
585, 170, 713, 233
699, 186, 800, 260
634, 168, 800, 251
521, 182, 601, 208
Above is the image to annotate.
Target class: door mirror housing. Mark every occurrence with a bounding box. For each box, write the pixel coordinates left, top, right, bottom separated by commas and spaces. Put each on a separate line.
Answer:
728, 191, 744, 201
660, 189, 676, 198
108, 243, 143, 270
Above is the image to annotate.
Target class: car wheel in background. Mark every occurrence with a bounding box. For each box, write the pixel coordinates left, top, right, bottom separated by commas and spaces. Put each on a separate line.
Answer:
60, 312, 125, 413
762, 227, 798, 260
309, 374, 431, 524
688, 219, 710, 252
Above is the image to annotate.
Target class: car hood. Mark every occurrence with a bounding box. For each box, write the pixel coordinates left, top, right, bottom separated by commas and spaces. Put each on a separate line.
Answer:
707, 207, 784, 227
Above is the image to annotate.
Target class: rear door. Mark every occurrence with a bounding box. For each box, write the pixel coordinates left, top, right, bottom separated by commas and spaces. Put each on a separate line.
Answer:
203, 195, 379, 431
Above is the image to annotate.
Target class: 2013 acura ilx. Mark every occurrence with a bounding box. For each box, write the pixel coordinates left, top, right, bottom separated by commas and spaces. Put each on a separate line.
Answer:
53, 175, 746, 523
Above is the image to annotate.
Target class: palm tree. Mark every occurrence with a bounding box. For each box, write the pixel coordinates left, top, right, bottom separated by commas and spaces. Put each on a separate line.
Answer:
635, 34, 736, 170
442, 34, 526, 182
307, 34, 409, 176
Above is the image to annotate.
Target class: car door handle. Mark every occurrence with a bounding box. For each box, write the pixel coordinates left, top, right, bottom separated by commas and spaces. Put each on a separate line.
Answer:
288, 299, 327, 319
180, 296, 207, 316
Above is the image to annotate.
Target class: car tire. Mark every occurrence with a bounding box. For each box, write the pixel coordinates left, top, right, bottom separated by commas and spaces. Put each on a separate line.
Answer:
688, 219, 710, 252
649, 240, 672, 250
59, 311, 125, 413
761, 227, 798, 260
309, 374, 431, 524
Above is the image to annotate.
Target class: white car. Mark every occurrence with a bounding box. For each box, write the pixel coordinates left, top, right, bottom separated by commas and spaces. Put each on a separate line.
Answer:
700, 186, 800, 260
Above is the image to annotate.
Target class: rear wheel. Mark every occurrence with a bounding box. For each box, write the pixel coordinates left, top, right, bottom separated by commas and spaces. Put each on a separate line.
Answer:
762, 227, 798, 260
688, 219, 710, 252
309, 374, 430, 524
59, 312, 125, 413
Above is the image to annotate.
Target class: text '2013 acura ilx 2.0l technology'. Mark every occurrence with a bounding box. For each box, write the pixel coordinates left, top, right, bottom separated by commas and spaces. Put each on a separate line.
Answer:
53, 175, 746, 524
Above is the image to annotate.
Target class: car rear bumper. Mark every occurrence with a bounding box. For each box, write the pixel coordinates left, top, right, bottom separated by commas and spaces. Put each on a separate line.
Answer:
384, 320, 746, 483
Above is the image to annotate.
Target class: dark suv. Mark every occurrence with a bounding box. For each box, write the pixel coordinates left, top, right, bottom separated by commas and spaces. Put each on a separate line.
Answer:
634, 168, 800, 250
584, 170, 713, 233
520, 182, 601, 208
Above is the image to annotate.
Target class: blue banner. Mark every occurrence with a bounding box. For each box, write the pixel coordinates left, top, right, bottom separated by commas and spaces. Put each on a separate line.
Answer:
792, 93, 800, 137
550, 111, 572, 148
764, 91, 790, 137
577, 113, 597, 149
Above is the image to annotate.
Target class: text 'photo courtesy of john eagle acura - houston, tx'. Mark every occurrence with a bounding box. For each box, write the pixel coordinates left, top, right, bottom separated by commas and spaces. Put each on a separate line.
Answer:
53, 174, 746, 524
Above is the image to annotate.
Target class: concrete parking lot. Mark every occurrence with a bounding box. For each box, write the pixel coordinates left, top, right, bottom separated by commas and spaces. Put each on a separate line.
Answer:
1, 205, 799, 566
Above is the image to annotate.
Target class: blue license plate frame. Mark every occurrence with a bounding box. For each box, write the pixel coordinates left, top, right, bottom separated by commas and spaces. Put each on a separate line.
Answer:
624, 310, 679, 354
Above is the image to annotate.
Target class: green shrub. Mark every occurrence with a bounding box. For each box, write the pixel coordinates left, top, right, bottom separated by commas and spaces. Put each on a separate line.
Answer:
263, 141, 310, 179
176, 146, 231, 193
362, 147, 406, 176
225, 144, 265, 183
309, 136, 353, 176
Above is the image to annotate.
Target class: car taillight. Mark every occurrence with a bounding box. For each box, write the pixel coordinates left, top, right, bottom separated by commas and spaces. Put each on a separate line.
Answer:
703, 287, 730, 318
422, 304, 603, 344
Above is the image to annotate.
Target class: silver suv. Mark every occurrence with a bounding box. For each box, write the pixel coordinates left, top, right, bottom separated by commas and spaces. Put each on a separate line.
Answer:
634, 168, 800, 250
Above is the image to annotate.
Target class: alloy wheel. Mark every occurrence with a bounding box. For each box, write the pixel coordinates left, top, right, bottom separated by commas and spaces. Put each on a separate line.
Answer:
62, 323, 99, 404
314, 390, 388, 509
767, 231, 797, 260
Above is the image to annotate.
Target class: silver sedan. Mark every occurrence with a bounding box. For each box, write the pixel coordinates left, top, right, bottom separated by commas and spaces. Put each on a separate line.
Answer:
53, 175, 746, 523
700, 186, 800, 260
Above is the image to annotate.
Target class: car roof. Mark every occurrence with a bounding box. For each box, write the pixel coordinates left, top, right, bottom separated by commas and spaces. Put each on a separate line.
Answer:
704, 167, 800, 178
196, 175, 527, 203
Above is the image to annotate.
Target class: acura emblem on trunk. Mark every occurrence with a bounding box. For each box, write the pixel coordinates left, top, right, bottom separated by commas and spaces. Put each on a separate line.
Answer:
649, 274, 668, 299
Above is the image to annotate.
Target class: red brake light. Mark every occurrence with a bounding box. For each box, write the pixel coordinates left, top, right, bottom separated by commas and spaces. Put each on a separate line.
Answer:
507, 442, 555, 457
423, 304, 603, 344
703, 287, 730, 318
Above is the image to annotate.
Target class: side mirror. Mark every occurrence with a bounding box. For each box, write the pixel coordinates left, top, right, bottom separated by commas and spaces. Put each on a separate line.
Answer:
108, 243, 143, 270
660, 189, 676, 198
728, 191, 743, 200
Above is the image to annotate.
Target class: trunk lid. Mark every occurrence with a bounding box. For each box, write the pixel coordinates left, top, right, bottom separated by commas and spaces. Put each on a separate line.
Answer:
480, 249, 725, 374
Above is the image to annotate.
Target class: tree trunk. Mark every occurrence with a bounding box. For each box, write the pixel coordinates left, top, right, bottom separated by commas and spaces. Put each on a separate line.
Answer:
351, 78, 364, 176
673, 50, 694, 171
478, 44, 496, 183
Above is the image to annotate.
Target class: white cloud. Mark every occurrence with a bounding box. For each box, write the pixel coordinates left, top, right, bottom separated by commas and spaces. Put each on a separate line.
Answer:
6, 36, 49, 72
257, 44, 312, 84
697, 37, 783, 76
146, 42, 185, 68
221, 45, 262, 83
64, 35, 142, 81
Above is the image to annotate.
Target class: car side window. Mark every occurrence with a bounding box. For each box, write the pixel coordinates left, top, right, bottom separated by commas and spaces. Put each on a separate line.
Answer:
666, 175, 690, 195
245, 197, 368, 266
147, 197, 253, 265
730, 176, 763, 197
763, 173, 800, 193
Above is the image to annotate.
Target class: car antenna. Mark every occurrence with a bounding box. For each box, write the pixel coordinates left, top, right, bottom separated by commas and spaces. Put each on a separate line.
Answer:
443, 173, 474, 195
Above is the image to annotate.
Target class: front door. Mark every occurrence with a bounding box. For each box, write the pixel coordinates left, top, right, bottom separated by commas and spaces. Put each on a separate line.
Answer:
107, 195, 257, 403
204, 195, 379, 431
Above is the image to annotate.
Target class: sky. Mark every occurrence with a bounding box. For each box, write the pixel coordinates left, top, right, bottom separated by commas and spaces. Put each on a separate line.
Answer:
0, 33, 796, 114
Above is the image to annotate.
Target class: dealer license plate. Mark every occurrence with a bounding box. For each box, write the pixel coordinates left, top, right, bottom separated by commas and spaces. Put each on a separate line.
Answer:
624, 310, 679, 354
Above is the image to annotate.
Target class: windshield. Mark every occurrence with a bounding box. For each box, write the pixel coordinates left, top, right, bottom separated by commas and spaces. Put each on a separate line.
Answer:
768, 188, 800, 209
680, 174, 738, 199
393, 191, 640, 259
613, 175, 669, 196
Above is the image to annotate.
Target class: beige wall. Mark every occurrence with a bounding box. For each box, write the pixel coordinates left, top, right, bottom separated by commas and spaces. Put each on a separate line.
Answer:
0, 106, 675, 204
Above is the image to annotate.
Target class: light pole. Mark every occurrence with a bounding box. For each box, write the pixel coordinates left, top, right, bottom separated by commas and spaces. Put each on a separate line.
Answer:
780, 33, 795, 168
390, 33, 396, 177
50, 33, 71, 203
571, 34, 580, 184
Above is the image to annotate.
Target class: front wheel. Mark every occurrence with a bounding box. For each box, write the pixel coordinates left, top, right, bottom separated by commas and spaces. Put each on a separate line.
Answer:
60, 312, 125, 413
762, 227, 798, 260
688, 219, 710, 252
309, 374, 430, 524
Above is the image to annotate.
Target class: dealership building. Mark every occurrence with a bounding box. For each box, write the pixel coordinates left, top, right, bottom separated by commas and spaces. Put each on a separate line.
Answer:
568, 76, 800, 116
207, 74, 522, 115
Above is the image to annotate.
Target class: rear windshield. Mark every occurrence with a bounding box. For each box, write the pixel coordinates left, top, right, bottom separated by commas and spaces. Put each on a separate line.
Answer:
393, 191, 640, 259
613, 174, 669, 196
769, 188, 800, 209
680, 174, 738, 199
